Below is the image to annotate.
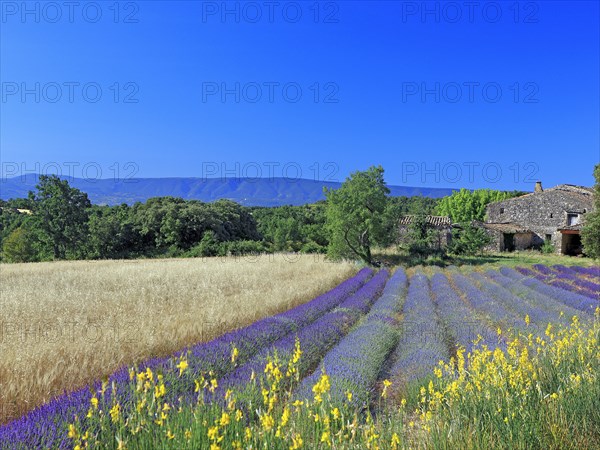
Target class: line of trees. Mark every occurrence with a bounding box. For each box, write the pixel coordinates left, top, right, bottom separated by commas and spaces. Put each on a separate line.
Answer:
0, 173, 438, 263
8, 165, 589, 265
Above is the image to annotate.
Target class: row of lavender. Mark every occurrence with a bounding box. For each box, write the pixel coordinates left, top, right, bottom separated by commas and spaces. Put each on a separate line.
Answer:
516, 264, 600, 300
502, 266, 598, 314
0, 268, 378, 449
295, 269, 407, 407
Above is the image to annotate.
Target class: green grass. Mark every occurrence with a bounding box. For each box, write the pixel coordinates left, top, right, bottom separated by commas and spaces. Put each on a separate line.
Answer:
373, 248, 598, 269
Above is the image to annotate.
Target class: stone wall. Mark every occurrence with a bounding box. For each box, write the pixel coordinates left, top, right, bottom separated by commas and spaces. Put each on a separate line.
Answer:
482, 229, 534, 252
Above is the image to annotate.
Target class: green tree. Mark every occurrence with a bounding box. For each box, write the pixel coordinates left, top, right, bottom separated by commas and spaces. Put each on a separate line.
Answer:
436, 188, 522, 223
582, 164, 600, 259
324, 166, 389, 264
2, 226, 36, 262
29, 175, 91, 259
448, 223, 492, 256
88, 204, 138, 259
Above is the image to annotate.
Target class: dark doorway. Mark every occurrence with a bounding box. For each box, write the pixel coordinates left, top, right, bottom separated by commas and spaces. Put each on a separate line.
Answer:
562, 233, 583, 256
503, 233, 515, 252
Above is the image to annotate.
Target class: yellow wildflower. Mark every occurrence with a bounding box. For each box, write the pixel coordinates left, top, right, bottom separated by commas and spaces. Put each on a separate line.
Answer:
176, 359, 188, 377
109, 403, 121, 423
320, 430, 331, 446
220, 412, 231, 426
290, 433, 303, 449
261, 413, 275, 430
391, 432, 401, 449
281, 407, 291, 426
331, 407, 340, 420
207, 426, 219, 440
292, 338, 302, 364
381, 379, 392, 399
68, 424, 77, 439
155, 383, 166, 399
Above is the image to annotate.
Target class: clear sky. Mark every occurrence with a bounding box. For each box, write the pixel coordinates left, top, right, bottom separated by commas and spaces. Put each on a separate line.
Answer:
1, 1, 599, 192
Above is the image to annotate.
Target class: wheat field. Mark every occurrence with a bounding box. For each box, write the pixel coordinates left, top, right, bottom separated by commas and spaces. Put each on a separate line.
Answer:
0, 254, 356, 424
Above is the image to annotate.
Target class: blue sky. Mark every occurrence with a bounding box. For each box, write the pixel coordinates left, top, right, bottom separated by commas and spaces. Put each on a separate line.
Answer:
1, 1, 598, 191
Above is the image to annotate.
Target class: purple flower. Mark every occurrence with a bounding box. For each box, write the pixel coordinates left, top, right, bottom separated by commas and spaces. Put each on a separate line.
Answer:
295, 269, 406, 407
388, 273, 448, 384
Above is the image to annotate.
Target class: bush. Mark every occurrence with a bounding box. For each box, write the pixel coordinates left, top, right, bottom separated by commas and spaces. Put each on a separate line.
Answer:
300, 241, 327, 254
541, 240, 555, 254
223, 240, 266, 256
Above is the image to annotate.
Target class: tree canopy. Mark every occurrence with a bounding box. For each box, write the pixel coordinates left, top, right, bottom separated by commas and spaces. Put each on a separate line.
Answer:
28, 175, 92, 259
324, 166, 389, 264
436, 188, 523, 223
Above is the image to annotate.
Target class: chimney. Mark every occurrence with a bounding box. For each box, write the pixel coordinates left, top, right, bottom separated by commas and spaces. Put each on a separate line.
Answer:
534, 181, 543, 193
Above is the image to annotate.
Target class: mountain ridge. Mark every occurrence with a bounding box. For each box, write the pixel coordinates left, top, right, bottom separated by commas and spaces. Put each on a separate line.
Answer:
0, 175, 457, 207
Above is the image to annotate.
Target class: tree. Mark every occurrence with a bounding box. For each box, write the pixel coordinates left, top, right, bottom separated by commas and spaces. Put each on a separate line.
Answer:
2, 226, 36, 262
582, 164, 600, 259
324, 166, 389, 264
436, 188, 522, 223
88, 204, 138, 259
447, 223, 492, 256
29, 175, 91, 259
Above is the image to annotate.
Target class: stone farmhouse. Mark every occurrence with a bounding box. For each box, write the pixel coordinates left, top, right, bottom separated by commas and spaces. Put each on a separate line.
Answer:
481, 182, 594, 255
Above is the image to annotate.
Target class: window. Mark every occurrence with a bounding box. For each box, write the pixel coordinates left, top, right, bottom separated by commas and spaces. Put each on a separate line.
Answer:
549, 213, 553, 218
545, 234, 552, 242
567, 213, 580, 226
500, 208, 505, 214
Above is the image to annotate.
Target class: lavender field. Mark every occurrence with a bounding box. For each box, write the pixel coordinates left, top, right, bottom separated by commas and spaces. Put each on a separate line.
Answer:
1, 264, 599, 449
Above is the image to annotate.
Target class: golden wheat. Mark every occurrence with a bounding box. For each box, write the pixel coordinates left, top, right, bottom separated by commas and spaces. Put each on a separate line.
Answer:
0, 254, 356, 423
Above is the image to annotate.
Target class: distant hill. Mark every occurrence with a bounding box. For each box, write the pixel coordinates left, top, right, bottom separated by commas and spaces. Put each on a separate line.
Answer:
0, 175, 456, 206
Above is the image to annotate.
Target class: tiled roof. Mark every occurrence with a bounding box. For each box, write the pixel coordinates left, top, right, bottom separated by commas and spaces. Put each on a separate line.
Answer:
480, 222, 532, 233
398, 215, 452, 227
558, 224, 584, 231
552, 184, 594, 195
489, 184, 594, 204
